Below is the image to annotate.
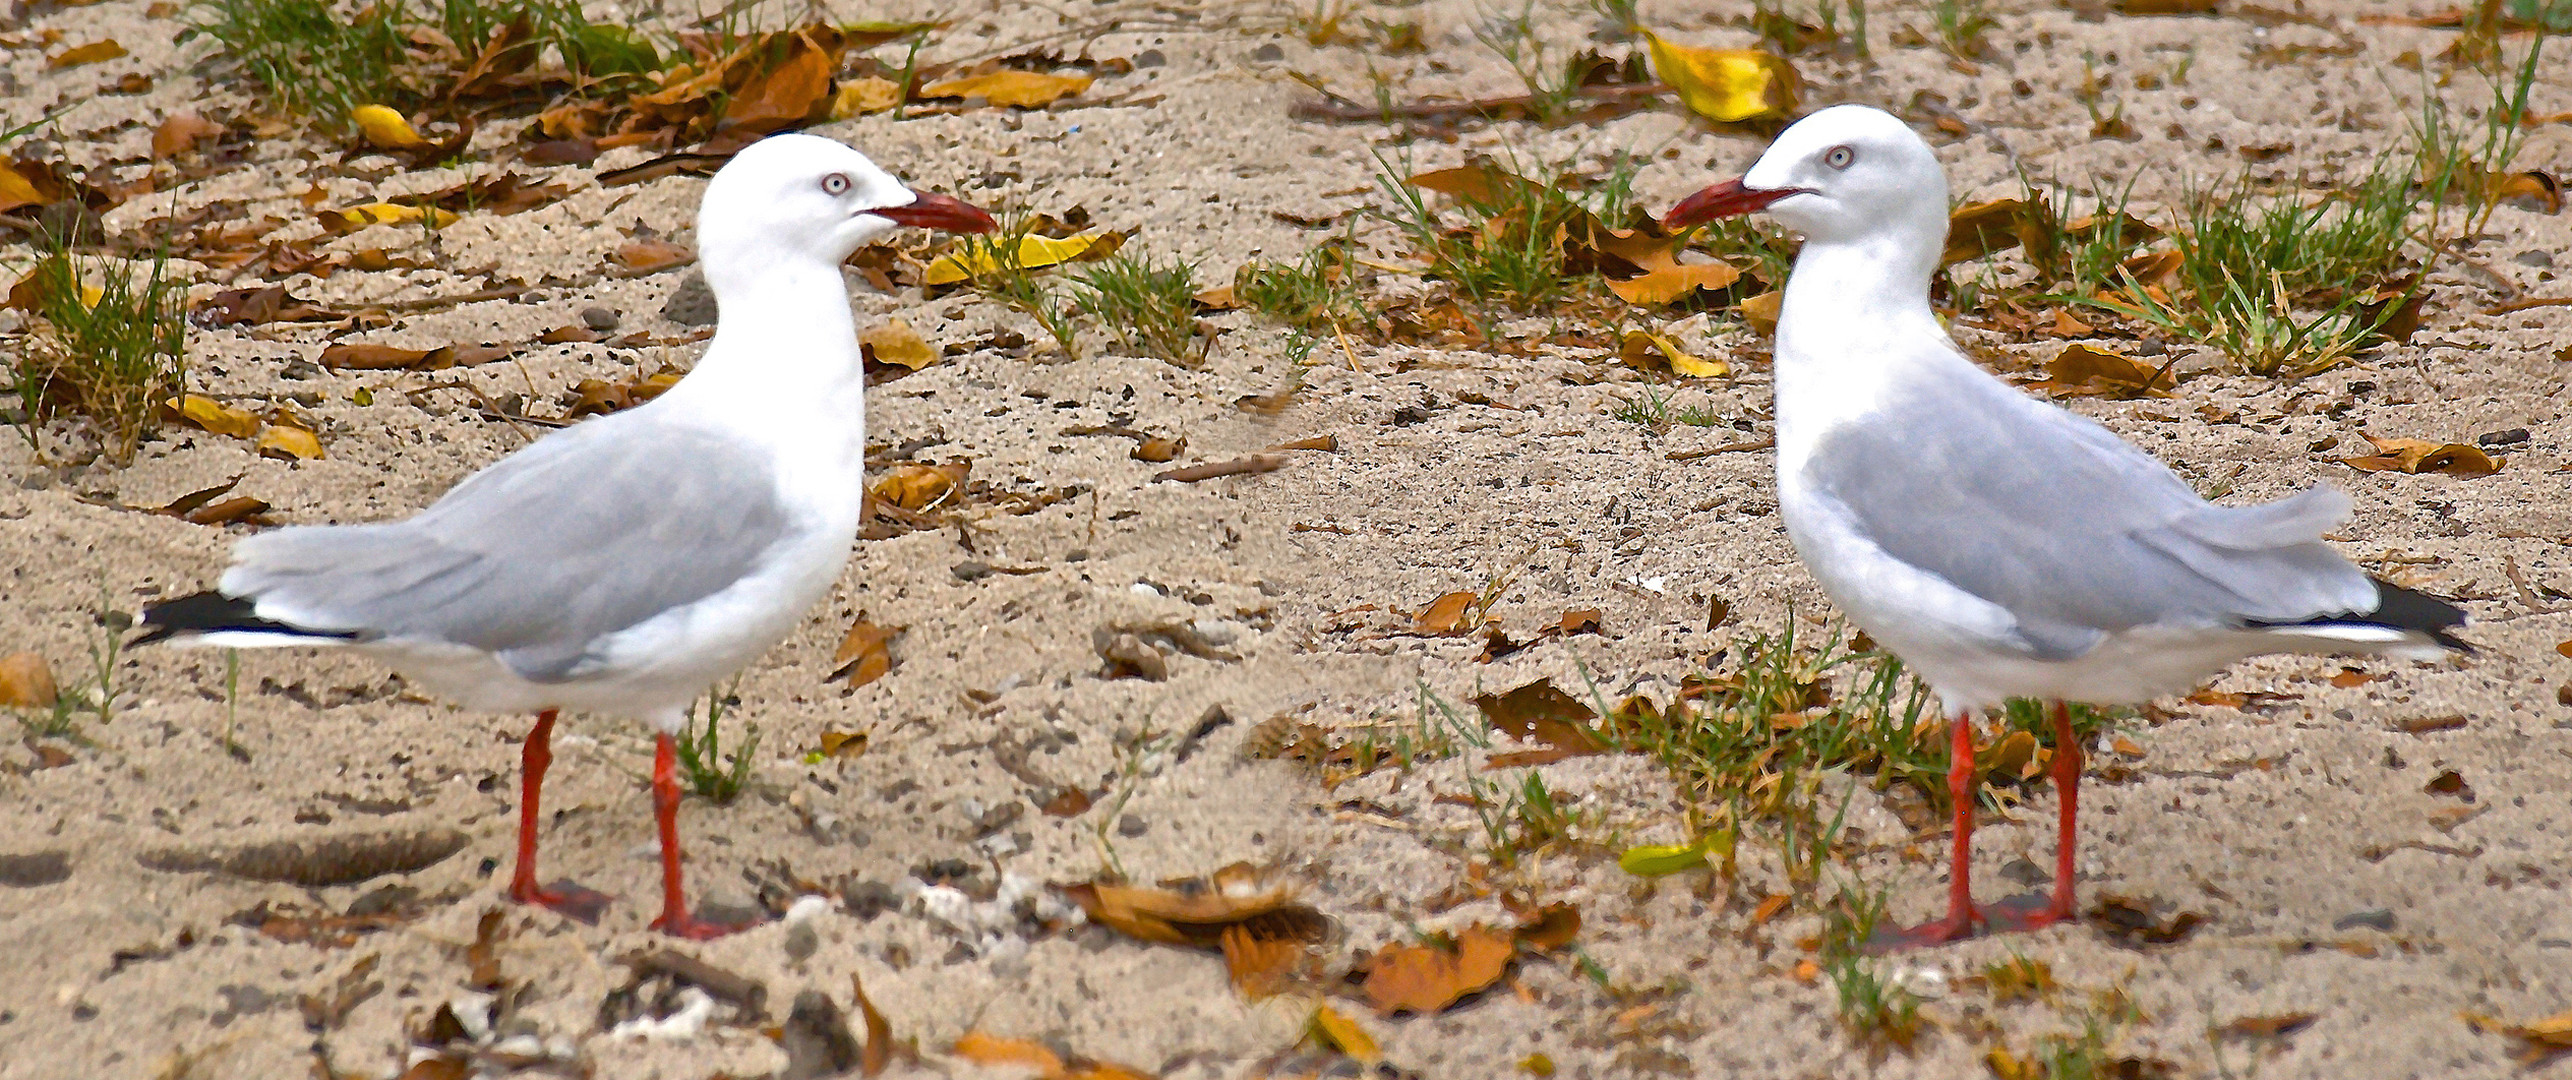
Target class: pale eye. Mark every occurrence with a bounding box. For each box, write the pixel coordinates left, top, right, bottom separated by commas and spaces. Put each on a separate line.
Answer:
821, 173, 851, 195
1823, 146, 1856, 170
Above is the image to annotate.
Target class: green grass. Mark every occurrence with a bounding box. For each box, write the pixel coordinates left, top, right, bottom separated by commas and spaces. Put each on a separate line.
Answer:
8, 229, 187, 465
1610, 384, 1727, 430
2410, 32, 2546, 238
1236, 242, 1361, 332
1470, 0, 1597, 121
954, 213, 1083, 357
673, 682, 757, 804
1817, 887, 1923, 1055
1751, 0, 1868, 56
15, 587, 130, 741
1070, 253, 1204, 366
1931, 0, 1994, 59
1370, 147, 1645, 313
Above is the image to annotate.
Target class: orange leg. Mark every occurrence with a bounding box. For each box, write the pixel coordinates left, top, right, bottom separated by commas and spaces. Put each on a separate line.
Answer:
506, 709, 610, 923
1870, 708, 1986, 951
647, 733, 759, 939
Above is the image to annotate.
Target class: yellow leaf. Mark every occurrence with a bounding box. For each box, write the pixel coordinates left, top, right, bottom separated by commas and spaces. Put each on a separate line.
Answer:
350, 104, 428, 149
1739, 290, 1784, 336
917, 70, 1091, 108
172, 395, 259, 439
872, 462, 968, 510
827, 76, 903, 119
1643, 31, 1797, 122
860, 317, 937, 369
2340, 437, 2502, 477
48, 38, 126, 68
318, 203, 460, 234
923, 232, 1119, 285
816, 730, 869, 758
255, 423, 324, 460
1618, 840, 1711, 876
1308, 1005, 1382, 1064
0, 162, 42, 215
1606, 259, 1742, 306
1618, 330, 1729, 378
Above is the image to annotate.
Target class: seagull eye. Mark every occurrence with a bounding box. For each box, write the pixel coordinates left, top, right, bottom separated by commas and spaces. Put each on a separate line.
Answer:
1823, 146, 1856, 170
821, 173, 851, 195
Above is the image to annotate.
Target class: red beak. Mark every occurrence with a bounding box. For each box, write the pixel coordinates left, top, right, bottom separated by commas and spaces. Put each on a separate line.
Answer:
873, 190, 997, 233
1663, 178, 1810, 229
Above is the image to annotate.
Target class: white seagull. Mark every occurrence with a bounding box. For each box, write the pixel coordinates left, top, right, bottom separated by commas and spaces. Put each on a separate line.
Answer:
138, 134, 995, 938
1664, 105, 2469, 949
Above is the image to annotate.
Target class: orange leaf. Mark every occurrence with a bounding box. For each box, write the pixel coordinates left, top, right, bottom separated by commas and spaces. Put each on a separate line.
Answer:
49, 38, 125, 67
152, 113, 222, 158
830, 617, 898, 685
951, 1031, 1063, 1072
1413, 590, 1480, 635
1360, 926, 1515, 1015
2339, 436, 2502, 477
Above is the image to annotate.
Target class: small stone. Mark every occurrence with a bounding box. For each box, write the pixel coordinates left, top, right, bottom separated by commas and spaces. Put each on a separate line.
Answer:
2133, 336, 2166, 357
279, 358, 324, 380
2515, 249, 2554, 268
952, 560, 992, 582
1064, 548, 1090, 562
661, 271, 719, 326
843, 879, 900, 920
781, 920, 819, 964
580, 305, 621, 331
1997, 857, 2051, 888
1117, 814, 1148, 838
2557, 683, 2572, 707
0, 850, 70, 887
2333, 909, 2396, 932
1250, 42, 1284, 62
342, 883, 416, 917
2476, 427, 2529, 447
1134, 48, 1166, 68
778, 990, 860, 1080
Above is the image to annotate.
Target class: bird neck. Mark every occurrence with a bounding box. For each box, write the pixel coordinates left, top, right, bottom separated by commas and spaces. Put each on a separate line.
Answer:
1769, 231, 1949, 471
679, 260, 864, 400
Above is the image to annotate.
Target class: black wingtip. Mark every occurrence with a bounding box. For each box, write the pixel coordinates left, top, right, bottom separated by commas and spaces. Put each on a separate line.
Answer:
2367, 578, 2475, 654
132, 591, 356, 647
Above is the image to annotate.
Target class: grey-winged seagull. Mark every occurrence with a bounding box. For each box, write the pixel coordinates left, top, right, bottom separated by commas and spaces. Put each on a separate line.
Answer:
1664, 104, 2469, 949
138, 133, 995, 938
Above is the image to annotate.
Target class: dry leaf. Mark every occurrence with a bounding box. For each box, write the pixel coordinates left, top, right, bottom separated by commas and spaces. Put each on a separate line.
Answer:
151, 113, 222, 158
1060, 864, 1328, 949
611, 238, 692, 273
172, 395, 260, 439
1739, 290, 1783, 335
48, 38, 125, 67
350, 105, 428, 149
1617, 330, 1729, 378
872, 461, 968, 511
1605, 259, 1742, 305
1360, 926, 1514, 1015
829, 76, 904, 119
1474, 681, 1606, 757
923, 232, 1121, 285
1643, 31, 1797, 122
2024, 343, 2175, 398
2339, 436, 2502, 477
1131, 435, 1184, 462
918, 70, 1093, 108
256, 422, 324, 460
317, 342, 513, 371
951, 1032, 1063, 1072
816, 730, 869, 759
2465, 1008, 2572, 1063
1414, 590, 1481, 635
1221, 921, 1303, 998
0, 163, 43, 214
830, 617, 898, 685
850, 973, 893, 1077
1942, 198, 2028, 264
318, 203, 458, 233
0, 652, 58, 708
1513, 903, 1580, 950
860, 318, 937, 370
1307, 1005, 1382, 1064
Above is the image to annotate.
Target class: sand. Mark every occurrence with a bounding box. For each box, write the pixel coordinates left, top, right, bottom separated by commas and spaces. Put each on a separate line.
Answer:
2, 0, 2569, 1077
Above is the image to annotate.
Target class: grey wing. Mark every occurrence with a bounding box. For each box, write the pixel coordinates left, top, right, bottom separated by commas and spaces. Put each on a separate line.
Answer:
221, 412, 795, 681
1805, 365, 2375, 659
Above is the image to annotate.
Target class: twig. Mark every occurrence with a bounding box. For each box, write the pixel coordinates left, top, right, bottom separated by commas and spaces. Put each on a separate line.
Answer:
1289, 82, 1670, 123
2503, 553, 2567, 614
1265, 435, 1337, 451
1663, 437, 1775, 461
2480, 295, 2572, 315
1155, 453, 1288, 482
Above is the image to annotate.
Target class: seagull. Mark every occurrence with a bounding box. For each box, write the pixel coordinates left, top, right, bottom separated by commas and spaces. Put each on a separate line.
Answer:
136, 133, 995, 939
1664, 104, 2469, 949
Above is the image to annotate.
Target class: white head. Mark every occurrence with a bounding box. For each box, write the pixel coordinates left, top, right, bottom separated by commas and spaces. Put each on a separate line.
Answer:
693, 133, 994, 293
1664, 105, 1948, 267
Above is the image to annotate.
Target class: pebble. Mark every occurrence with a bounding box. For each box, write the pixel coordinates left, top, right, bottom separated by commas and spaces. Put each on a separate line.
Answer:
279, 359, 324, 380
2516, 249, 2555, 268
953, 560, 992, 581
843, 880, 900, 920
1997, 857, 2051, 888
1134, 48, 1165, 68
2476, 427, 2529, 447
1251, 42, 1284, 62
1118, 814, 1149, 838
661, 271, 719, 326
580, 305, 621, 331
2333, 909, 2396, 932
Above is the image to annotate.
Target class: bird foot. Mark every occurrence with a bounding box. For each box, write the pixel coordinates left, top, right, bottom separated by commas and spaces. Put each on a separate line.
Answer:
508, 879, 613, 925
1864, 908, 1984, 953
1982, 892, 2077, 933
651, 908, 763, 940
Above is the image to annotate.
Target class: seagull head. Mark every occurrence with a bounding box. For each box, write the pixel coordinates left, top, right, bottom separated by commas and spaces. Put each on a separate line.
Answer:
1664, 104, 1948, 250
696, 133, 996, 273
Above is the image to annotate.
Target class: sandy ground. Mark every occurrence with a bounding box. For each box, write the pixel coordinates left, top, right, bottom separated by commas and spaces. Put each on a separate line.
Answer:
3, 0, 2571, 1077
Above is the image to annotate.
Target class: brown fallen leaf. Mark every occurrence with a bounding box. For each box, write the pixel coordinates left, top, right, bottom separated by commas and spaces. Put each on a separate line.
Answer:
0, 652, 58, 708
1060, 863, 1329, 949
256, 421, 324, 461
1943, 198, 2030, 265
918, 70, 1093, 108
49, 38, 125, 67
152, 113, 222, 158
1513, 903, 1580, 950
951, 1032, 1063, 1072
194, 285, 334, 326
2340, 436, 2501, 477
1606, 258, 1742, 307
2024, 343, 2175, 399
816, 730, 868, 759
1552, 608, 1603, 636
2328, 668, 2382, 688
850, 973, 893, 1077
872, 461, 968, 511
1360, 925, 1515, 1015
0, 162, 45, 215
2394, 713, 2468, 734
1413, 590, 1481, 635
1131, 435, 1185, 462
611, 238, 694, 273
830, 616, 899, 685
2087, 894, 2206, 947
318, 342, 514, 371
1221, 921, 1305, 999
2466, 1007, 2572, 1064
859, 318, 936, 371
1474, 681, 1606, 756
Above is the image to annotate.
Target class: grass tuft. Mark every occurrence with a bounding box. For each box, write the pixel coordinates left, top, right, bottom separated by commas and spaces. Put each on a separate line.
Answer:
1070, 253, 1205, 366
673, 682, 757, 803
8, 228, 188, 465
190, 0, 411, 125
